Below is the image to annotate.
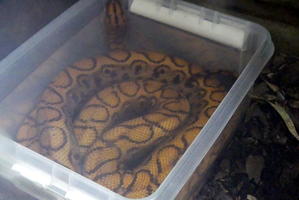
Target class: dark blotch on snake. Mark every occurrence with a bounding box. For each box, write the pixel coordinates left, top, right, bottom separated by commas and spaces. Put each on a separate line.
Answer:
120, 145, 156, 171
110, 96, 156, 126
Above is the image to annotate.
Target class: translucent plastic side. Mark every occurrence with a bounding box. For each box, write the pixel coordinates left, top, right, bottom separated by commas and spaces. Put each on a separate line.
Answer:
0, 134, 127, 200
0, 0, 102, 102
150, 30, 274, 200
175, 97, 250, 199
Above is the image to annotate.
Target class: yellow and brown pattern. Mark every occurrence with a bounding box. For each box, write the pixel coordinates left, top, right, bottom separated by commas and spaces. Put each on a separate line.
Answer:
16, 0, 233, 198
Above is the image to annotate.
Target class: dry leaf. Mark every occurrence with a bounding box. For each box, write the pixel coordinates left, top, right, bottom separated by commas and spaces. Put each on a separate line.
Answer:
250, 95, 299, 141
268, 102, 299, 141
263, 79, 285, 101
246, 155, 264, 183
264, 79, 280, 93
247, 194, 258, 200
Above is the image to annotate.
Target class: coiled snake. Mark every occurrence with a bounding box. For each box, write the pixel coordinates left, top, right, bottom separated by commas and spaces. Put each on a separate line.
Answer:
16, 0, 232, 198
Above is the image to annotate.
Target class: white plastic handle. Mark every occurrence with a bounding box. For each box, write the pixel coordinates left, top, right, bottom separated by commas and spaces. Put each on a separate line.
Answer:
129, 0, 246, 49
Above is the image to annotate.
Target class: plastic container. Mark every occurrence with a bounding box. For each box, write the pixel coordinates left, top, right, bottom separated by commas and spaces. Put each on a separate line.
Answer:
0, 0, 274, 199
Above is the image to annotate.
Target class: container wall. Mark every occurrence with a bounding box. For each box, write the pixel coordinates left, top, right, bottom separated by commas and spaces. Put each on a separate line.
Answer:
175, 97, 250, 200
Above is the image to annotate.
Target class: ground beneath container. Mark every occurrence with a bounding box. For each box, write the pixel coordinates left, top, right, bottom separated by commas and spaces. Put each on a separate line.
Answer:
195, 53, 299, 200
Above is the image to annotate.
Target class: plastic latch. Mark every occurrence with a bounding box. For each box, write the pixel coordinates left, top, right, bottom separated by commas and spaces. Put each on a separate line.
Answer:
162, 0, 178, 10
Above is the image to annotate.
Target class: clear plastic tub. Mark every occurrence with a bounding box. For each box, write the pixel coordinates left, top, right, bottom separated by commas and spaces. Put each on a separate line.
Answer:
0, 0, 274, 199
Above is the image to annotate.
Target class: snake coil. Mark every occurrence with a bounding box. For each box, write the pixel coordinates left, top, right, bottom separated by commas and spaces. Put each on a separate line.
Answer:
16, 0, 232, 198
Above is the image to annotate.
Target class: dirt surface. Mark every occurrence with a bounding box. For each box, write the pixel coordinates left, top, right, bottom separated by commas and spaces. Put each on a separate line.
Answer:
195, 53, 299, 200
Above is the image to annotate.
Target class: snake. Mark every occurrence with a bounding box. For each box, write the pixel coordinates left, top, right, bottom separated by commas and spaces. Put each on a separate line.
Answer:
15, 0, 234, 198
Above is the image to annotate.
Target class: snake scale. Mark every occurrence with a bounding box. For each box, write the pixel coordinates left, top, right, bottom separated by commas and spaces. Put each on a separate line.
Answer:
16, 0, 233, 198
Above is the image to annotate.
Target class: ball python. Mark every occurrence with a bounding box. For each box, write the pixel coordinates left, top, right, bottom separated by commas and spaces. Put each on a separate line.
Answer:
16, 0, 233, 198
